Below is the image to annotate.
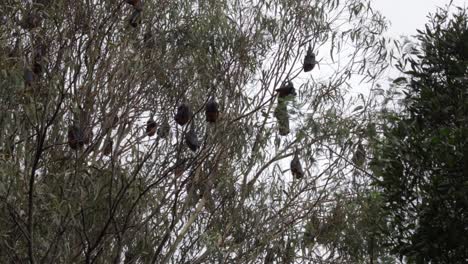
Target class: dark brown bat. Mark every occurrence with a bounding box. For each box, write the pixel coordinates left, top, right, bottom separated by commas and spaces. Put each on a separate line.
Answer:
303, 46, 316, 72
146, 118, 157, 137
24, 68, 34, 86
68, 125, 85, 150
276, 81, 296, 98
129, 10, 141, 28
264, 249, 275, 264
205, 97, 219, 123
34, 0, 51, 7
175, 103, 191, 126
103, 139, 113, 156
112, 115, 119, 128
157, 120, 170, 138
175, 159, 186, 177
21, 12, 42, 30
32, 43, 47, 75
126, 0, 139, 5
185, 128, 199, 152
290, 151, 304, 179
143, 31, 155, 49
352, 142, 366, 167
83, 127, 93, 144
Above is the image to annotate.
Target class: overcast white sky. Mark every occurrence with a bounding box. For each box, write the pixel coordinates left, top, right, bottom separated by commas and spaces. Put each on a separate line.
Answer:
372, 0, 466, 36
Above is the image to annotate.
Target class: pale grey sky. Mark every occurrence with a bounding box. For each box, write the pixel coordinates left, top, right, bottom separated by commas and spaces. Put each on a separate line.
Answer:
372, 0, 466, 36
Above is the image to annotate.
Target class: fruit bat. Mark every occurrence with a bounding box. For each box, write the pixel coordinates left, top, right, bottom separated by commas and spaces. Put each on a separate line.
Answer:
175, 103, 191, 126
185, 175, 193, 193
126, 0, 142, 10
34, 0, 51, 7
24, 68, 34, 86
264, 249, 275, 264
21, 12, 42, 30
146, 118, 157, 137
68, 125, 85, 150
104, 114, 119, 130
282, 240, 295, 264
32, 61, 43, 75
83, 127, 93, 144
204, 189, 215, 213
143, 31, 155, 49
157, 120, 170, 138
185, 128, 199, 152
205, 97, 219, 123
126, 0, 139, 5
303, 220, 317, 243
112, 115, 119, 128
276, 81, 296, 98
352, 142, 366, 167
303, 46, 316, 72
129, 10, 141, 28
175, 159, 186, 177
290, 151, 304, 179
274, 101, 290, 136
175, 166, 184, 178
103, 139, 113, 156
32, 44, 47, 75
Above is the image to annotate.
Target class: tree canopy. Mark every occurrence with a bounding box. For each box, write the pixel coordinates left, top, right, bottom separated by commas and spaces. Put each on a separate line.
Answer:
370, 6, 468, 264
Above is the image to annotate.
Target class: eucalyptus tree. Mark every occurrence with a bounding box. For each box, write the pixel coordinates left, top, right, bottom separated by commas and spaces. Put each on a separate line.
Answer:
0, 0, 388, 263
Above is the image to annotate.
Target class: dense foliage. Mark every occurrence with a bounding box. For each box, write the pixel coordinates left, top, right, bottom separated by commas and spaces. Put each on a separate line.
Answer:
371, 6, 468, 263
